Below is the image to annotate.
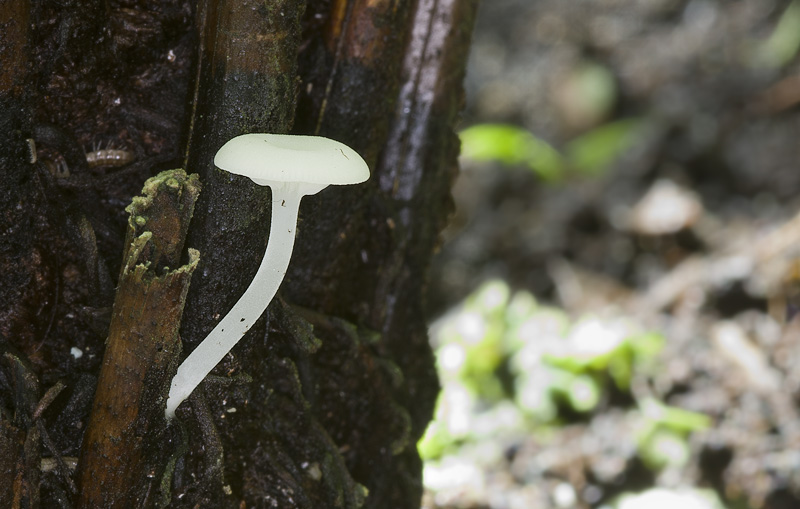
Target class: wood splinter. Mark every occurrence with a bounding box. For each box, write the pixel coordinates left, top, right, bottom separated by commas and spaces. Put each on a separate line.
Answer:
76, 169, 201, 508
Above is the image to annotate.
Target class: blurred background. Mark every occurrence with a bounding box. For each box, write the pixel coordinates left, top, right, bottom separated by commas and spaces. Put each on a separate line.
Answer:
419, 1, 800, 508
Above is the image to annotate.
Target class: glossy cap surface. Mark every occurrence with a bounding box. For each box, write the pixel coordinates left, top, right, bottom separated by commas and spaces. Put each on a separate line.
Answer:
214, 134, 370, 186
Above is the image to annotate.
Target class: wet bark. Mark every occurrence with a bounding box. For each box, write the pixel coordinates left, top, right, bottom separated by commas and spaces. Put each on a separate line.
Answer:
0, 0, 478, 507
286, 0, 480, 505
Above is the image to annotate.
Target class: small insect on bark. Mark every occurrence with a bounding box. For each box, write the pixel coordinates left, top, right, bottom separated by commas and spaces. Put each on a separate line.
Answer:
86, 144, 135, 168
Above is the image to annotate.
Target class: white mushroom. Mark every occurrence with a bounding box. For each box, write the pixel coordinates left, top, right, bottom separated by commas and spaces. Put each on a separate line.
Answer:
165, 134, 369, 419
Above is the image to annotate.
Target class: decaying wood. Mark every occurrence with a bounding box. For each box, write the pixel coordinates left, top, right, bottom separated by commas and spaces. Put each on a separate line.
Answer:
285, 0, 479, 505
76, 170, 200, 508
0, 0, 479, 506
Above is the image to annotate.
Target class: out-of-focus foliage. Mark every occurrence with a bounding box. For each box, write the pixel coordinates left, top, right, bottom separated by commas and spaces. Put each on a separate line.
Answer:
565, 119, 645, 176
542, 319, 664, 390
636, 398, 711, 470
510, 310, 664, 420
459, 118, 644, 181
610, 487, 725, 509
554, 61, 617, 130
418, 280, 709, 473
639, 397, 712, 434
419, 281, 525, 460
459, 124, 565, 181
754, 0, 800, 68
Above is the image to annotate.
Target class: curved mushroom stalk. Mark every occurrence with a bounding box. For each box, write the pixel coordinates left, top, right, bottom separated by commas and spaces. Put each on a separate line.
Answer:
165, 182, 325, 418
165, 134, 368, 419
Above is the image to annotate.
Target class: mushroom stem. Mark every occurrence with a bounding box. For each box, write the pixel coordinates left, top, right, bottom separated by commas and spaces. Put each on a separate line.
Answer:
165, 181, 326, 419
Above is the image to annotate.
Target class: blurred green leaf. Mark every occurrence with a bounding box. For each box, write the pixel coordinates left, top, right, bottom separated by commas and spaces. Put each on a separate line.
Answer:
548, 371, 602, 414
460, 119, 646, 180
629, 331, 665, 360
608, 347, 634, 390
638, 427, 692, 471
504, 291, 539, 337
640, 398, 712, 432
465, 279, 511, 316
756, 0, 800, 68
432, 281, 512, 401
565, 118, 644, 175
418, 420, 449, 460
541, 317, 630, 374
543, 351, 612, 373
635, 397, 710, 471
609, 331, 666, 389
515, 367, 559, 421
566, 374, 602, 412
459, 124, 566, 181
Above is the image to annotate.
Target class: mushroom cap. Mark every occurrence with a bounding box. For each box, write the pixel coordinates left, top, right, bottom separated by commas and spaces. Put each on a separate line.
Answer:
214, 133, 370, 186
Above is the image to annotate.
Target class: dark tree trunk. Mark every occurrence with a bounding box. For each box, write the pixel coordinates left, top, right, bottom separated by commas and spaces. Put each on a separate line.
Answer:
0, 0, 478, 507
